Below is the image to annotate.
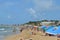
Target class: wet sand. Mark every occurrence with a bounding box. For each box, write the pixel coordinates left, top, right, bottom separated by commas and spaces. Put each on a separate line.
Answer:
5, 29, 57, 40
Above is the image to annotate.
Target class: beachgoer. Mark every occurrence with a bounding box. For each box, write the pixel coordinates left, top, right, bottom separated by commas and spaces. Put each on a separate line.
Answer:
20, 28, 24, 32
20, 29, 22, 32
29, 38, 32, 40
20, 39, 22, 40
57, 34, 60, 38
45, 33, 48, 36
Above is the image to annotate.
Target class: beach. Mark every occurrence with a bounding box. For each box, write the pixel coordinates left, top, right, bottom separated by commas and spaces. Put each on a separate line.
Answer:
5, 29, 57, 40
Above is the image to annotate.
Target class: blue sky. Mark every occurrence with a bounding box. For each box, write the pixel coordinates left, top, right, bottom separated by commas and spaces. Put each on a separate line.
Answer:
0, 0, 60, 24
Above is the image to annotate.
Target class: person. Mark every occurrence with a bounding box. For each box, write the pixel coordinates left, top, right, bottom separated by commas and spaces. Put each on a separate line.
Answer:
20, 39, 23, 40
20, 29, 22, 32
57, 34, 60, 38
20, 28, 24, 32
45, 33, 48, 36
29, 38, 32, 40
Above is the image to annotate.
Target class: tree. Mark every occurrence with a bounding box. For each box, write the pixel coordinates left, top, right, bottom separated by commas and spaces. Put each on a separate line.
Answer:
55, 20, 59, 25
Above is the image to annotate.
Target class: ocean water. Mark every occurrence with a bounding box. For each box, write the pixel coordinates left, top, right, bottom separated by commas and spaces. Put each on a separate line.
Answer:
0, 26, 20, 40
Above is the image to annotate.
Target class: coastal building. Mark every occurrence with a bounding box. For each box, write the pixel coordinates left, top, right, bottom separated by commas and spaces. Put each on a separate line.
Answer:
41, 22, 55, 26
57, 21, 60, 25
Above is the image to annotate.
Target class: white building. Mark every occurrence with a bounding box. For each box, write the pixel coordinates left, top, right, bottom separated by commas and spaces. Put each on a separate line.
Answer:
41, 22, 55, 26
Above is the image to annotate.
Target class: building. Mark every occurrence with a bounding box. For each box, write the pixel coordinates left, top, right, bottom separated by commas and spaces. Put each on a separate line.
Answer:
41, 22, 55, 26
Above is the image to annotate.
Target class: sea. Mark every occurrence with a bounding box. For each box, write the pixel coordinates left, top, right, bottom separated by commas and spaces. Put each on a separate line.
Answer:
0, 26, 20, 40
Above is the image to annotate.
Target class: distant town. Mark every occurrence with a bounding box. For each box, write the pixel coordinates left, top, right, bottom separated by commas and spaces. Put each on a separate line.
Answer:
23, 20, 60, 26
0, 20, 60, 27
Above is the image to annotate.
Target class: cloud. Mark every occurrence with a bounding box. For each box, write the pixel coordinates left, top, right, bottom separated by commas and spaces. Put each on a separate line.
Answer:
31, 0, 60, 12
8, 15, 11, 19
32, 0, 51, 11
26, 0, 60, 20
28, 8, 36, 14
34, 0, 52, 8
27, 8, 37, 18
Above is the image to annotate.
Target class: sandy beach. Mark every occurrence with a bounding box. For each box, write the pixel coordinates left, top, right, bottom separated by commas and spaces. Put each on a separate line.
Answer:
5, 29, 58, 40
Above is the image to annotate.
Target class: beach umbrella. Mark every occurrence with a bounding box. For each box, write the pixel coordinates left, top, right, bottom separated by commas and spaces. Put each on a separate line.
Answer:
46, 28, 57, 35
41, 26, 54, 31
46, 26, 60, 35
46, 26, 54, 30
40, 26, 47, 31
41, 26, 46, 29
56, 26, 60, 34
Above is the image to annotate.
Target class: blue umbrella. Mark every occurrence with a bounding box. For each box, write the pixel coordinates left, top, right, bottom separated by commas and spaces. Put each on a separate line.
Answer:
47, 26, 54, 30
41, 26, 46, 29
41, 26, 54, 31
56, 26, 60, 34
46, 26, 60, 35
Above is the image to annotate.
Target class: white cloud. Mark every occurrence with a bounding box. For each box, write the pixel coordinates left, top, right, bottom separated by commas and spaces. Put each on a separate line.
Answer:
28, 8, 36, 14
26, 0, 60, 20
33, 0, 52, 8
32, 0, 60, 11
8, 15, 11, 19
27, 8, 37, 18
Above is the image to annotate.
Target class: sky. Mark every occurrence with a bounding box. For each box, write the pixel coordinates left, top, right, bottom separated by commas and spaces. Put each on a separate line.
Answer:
0, 0, 60, 24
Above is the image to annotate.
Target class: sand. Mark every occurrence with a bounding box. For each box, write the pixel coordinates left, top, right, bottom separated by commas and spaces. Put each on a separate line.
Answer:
5, 29, 57, 40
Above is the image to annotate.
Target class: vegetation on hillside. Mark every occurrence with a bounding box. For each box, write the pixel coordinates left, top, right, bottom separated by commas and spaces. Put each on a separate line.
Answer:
23, 20, 60, 26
